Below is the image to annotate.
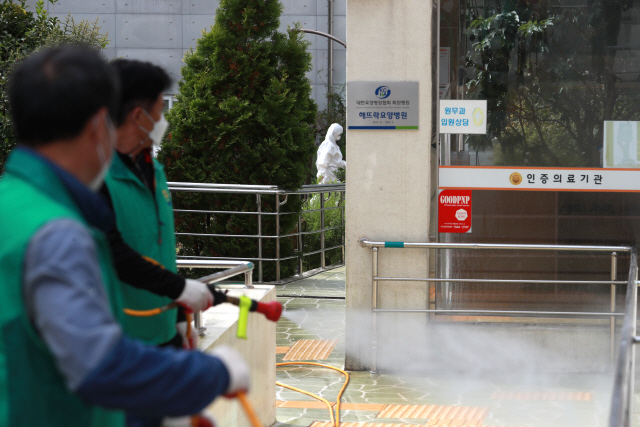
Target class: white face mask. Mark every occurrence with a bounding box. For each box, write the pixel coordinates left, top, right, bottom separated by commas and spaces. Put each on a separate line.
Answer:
88, 116, 116, 191
140, 110, 168, 149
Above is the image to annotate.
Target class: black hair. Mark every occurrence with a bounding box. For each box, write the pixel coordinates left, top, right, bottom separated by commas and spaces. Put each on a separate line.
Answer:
8, 45, 120, 146
110, 59, 172, 126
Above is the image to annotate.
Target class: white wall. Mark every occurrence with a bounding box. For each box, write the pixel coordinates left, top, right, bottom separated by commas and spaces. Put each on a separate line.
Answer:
22, 0, 346, 110
344, 0, 434, 370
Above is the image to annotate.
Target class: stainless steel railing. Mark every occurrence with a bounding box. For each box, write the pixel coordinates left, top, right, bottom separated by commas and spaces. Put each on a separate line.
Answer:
169, 182, 345, 283
176, 259, 254, 334
609, 250, 638, 427
359, 238, 635, 374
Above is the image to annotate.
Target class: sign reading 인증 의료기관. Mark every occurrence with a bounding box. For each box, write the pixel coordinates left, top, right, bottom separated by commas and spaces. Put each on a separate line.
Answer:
439, 100, 487, 134
347, 81, 419, 130
438, 166, 640, 192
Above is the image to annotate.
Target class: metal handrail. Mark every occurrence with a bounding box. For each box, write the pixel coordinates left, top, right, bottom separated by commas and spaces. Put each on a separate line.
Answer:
168, 181, 345, 195
176, 260, 255, 333
609, 249, 638, 427
360, 239, 633, 252
360, 238, 635, 375
170, 183, 346, 282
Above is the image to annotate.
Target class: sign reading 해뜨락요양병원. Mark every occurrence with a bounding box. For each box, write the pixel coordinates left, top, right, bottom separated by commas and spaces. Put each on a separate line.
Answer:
439, 100, 487, 134
347, 81, 419, 129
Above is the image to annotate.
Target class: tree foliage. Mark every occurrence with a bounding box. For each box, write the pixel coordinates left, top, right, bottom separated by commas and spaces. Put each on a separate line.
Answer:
158, 0, 317, 280
0, 0, 108, 173
464, 0, 639, 167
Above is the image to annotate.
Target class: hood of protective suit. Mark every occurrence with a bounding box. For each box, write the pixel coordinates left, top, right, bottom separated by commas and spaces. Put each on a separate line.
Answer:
326, 123, 343, 144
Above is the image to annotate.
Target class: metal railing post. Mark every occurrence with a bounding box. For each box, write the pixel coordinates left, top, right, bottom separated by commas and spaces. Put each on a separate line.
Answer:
245, 270, 253, 289
194, 311, 203, 336
276, 194, 281, 282
298, 213, 304, 275
341, 194, 345, 263
627, 255, 638, 425
371, 246, 378, 374
320, 192, 326, 269
257, 194, 263, 283
611, 252, 618, 361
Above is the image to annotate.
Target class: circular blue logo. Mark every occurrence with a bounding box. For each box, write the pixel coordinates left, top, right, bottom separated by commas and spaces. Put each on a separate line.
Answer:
375, 86, 391, 99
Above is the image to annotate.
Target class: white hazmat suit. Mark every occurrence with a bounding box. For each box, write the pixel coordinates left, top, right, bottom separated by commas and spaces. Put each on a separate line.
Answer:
316, 123, 346, 184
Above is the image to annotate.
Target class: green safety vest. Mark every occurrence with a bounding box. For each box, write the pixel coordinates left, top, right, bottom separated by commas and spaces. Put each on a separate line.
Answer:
105, 154, 178, 344
0, 149, 125, 427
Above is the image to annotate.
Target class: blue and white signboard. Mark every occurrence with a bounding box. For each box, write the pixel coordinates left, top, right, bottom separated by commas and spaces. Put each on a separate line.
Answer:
347, 81, 419, 130
439, 100, 487, 134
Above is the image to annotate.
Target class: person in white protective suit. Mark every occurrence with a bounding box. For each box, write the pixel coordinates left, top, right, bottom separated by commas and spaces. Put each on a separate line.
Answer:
316, 123, 346, 184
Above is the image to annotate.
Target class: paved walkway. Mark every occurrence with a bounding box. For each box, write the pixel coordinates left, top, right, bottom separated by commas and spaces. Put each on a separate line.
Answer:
274, 267, 624, 427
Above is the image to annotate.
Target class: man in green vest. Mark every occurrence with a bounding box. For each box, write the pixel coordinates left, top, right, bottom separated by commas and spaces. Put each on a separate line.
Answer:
100, 59, 216, 350
0, 46, 249, 427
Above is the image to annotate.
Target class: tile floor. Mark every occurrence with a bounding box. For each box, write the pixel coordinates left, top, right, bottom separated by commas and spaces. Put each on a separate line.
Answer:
274, 267, 638, 427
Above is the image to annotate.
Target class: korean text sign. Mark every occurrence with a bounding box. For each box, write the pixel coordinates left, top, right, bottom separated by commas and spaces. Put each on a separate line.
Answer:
347, 81, 419, 130
439, 100, 487, 134
438, 166, 640, 192
438, 190, 472, 233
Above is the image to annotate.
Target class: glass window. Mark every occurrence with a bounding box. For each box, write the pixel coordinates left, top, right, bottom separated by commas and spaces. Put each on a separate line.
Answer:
438, 0, 640, 318
458, 0, 640, 168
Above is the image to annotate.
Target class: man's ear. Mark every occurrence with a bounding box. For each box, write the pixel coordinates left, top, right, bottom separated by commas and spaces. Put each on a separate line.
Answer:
87, 108, 109, 139
129, 106, 144, 125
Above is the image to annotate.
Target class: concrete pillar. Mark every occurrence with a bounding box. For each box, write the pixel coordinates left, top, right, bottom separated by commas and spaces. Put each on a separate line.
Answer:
345, 0, 436, 370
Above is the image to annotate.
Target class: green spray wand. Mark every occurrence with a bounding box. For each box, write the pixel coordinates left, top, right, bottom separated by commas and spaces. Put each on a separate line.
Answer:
212, 292, 282, 339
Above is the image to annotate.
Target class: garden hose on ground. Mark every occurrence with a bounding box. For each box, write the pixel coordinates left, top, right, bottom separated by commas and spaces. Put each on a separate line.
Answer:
237, 391, 262, 427
276, 362, 350, 427
124, 295, 348, 427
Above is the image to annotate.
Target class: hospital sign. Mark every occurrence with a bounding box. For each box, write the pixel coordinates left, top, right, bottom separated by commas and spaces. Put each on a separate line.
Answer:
439, 100, 487, 134
347, 81, 419, 130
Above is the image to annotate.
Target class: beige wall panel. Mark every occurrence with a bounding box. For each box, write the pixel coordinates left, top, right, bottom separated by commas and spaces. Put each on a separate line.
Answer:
345, 0, 434, 370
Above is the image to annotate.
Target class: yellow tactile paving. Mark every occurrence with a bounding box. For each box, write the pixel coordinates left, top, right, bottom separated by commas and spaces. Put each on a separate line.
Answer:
283, 339, 338, 360
377, 405, 488, 426
340, 403, 387, 411
276, 346, 291, 354
490, 391, 593, 401
311, 423, 419, 427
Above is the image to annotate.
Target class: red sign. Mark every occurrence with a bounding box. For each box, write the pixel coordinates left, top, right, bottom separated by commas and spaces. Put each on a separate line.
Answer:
438, 190, 471, 233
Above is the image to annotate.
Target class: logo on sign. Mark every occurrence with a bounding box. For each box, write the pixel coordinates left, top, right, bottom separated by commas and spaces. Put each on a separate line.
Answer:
472, 107, 484, 126
509, 172, 522, 185
455, 209, 468, 221
375, 86, 391, 99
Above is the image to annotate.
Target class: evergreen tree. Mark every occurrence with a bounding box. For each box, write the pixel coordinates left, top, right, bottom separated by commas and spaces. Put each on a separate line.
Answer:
0, 0, 108, 174
158, 0, 317, 281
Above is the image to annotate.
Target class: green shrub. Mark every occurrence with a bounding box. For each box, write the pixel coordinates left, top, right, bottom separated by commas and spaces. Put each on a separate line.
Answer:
0, 0, 108, 174
158, 0, 317, 281
300, 180, 344, 271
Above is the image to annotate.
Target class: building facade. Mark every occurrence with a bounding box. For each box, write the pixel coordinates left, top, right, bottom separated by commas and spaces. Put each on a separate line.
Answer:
24, 0, 346, 111
346, 0, 640, 372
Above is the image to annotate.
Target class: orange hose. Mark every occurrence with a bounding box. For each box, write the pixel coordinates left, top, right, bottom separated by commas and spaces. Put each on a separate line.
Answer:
124, 302, 178, 317
276, 362, 349, 427
237, 391, 262, 427
275, 381, 335, 426
123, 307, 163, 317
186, 312, 193, 344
